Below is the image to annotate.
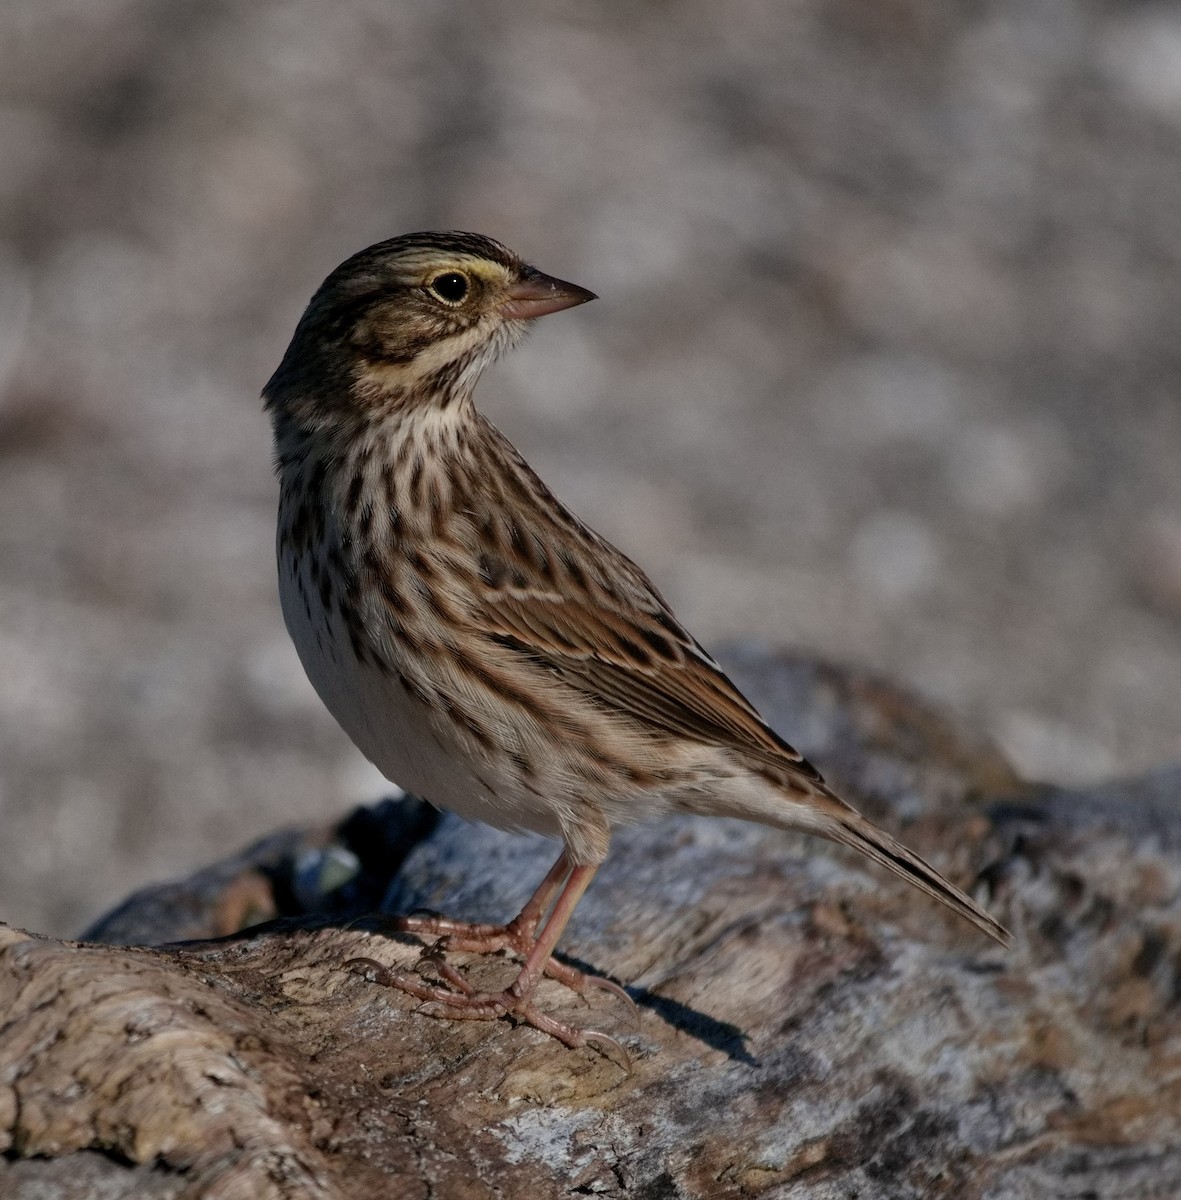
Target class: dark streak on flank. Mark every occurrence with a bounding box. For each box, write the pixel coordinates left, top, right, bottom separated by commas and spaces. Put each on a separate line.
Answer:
346, 622, 368, 666
398, 670, 432, 709
462, 644, 576, 733
405, 548, 437, 584
408, 454, 425, 505
393, 434, 414, 479
428, 477, 447, 537
453, 707, 495, 752
378, 575, 409, 616
506, 747, 536, 779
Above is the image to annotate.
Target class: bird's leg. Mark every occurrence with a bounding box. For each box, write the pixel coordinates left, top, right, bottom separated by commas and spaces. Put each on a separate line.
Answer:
390, 850, 572, 951
407, 861, 597, 1015
419, 862, 630, 1055
500, 862, 599, 1007
348, 857, 632, 1055
370, 850, 630, 1006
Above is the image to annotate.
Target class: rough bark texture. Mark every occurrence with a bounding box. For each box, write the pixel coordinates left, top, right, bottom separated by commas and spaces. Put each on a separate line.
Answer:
3, 650, 1179, 1198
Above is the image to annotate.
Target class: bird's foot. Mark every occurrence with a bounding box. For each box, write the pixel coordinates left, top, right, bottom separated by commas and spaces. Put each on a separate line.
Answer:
376, 910, 635, 1014
345, 953, 630, 1068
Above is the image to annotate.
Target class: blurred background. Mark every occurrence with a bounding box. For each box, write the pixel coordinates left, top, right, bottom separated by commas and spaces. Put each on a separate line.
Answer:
2, 0, 1180, 936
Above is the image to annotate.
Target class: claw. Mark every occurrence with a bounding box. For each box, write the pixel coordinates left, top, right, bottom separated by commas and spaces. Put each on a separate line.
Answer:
581, 1030, 633, 1073
551, 964, 638, 1026
420, 952, 477, 997
578, 973, 638, 1025
343, 955, 394, 984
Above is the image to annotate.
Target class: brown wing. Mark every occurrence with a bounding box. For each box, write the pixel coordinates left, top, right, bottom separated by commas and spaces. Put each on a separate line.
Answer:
469, 517, 822, 785
457, 433, 1011, 947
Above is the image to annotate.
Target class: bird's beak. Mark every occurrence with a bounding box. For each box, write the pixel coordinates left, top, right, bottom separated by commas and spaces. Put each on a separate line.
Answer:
500, 265, 596, 320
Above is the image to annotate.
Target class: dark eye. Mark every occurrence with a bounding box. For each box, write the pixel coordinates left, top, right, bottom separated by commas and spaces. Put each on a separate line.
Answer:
428, 272, 470, 304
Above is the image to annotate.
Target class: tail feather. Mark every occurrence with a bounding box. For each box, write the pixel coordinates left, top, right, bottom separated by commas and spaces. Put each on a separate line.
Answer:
822, 803, 1011, 947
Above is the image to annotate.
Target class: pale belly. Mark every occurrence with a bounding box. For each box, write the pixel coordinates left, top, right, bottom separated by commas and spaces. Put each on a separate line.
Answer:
278, 548, 570, 841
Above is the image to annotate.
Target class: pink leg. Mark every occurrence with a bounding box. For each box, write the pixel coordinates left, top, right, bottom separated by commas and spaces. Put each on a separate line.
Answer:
393, 850, 571, 950
370, 850, 629, 1003
347, 854, 631, 1059
504, 864, 598, 1003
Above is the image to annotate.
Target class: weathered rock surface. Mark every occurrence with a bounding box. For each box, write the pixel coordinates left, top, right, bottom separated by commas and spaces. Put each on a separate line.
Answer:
3, 651, 1180, 1198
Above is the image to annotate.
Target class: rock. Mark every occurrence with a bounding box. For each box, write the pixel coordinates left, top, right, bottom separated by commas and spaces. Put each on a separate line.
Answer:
3, 651, 1180, 1198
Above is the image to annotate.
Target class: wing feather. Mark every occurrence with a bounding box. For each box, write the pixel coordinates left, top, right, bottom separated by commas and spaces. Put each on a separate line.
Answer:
470, 531, 820, 784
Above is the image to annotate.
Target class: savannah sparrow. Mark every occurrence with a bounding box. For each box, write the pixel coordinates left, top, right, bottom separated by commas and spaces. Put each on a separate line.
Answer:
264, 232, 1009, 1051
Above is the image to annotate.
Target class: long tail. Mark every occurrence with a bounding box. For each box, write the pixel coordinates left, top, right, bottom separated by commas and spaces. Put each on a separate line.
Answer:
819, 795, 1011, 946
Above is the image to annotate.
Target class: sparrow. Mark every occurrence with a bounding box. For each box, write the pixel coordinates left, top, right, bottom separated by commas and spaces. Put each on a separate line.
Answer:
263, 232, 1010, 1051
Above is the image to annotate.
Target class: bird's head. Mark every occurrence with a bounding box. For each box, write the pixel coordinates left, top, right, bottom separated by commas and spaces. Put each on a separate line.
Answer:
263, 232, 595, 425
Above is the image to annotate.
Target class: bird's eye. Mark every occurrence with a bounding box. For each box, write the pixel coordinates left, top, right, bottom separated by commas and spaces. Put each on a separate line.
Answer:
428, 272, 470, 304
